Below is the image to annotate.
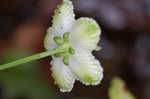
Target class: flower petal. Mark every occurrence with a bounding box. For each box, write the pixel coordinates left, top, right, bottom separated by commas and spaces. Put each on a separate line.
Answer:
52, 0, 75, 34
44, 27, 57, 50
44, 0, 75, 50
51, 57, 75, 92
69, 49, 103, 85
70, 18, 101, 51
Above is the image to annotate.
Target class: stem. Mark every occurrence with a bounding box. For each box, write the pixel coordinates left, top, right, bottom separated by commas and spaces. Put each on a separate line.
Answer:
0, 47, 66, 70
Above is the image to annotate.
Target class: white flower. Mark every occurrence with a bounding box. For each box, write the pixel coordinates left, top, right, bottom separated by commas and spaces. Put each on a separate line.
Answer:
44, 0, 103, 92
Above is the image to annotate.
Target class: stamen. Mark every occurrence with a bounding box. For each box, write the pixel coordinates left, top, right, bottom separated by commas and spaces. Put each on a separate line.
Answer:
53, 32, 75, 66
63, 54, 70, 65
69, 47, 75, 55
63, 32, 70, 42
53, 36, 64, 45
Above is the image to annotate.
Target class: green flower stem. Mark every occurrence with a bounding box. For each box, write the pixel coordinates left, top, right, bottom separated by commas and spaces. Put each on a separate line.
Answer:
0, 47, 66, 70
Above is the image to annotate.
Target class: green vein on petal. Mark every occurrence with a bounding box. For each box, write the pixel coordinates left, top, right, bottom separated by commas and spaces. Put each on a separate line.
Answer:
71, 18, 101, 51
52, 0, 75, 33
44, 28, 53, 50
51, 58, 75, 92
70, 52, 103, 85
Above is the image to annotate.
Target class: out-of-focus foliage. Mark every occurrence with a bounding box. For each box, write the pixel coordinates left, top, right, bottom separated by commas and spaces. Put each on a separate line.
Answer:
0, 50, 57, 99
109, 77, 136, 99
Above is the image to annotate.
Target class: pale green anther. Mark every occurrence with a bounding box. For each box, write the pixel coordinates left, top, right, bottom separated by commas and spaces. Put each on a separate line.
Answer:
53, 36, 64, 45
63, 32, 70, 42
63, 54, 69, 65
69, 47, 75, 55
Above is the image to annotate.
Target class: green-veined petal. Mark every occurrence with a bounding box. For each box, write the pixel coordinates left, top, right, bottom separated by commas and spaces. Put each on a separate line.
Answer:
69, 49, 103, 85
51, 57, 75, 92
44, 0, 75, 50
70, 18, 101, 51
44, 28, 58, 50
52, 0, 75, 34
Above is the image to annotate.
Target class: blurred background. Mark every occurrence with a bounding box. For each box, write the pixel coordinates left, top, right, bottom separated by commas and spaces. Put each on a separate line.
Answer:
0, 0, 150, 99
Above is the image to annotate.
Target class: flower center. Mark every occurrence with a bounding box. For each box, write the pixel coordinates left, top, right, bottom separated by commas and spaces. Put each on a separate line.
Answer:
53, 32, 75, 66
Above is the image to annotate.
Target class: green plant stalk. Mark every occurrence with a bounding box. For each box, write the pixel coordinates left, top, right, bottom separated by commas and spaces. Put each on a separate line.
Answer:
0, 47, 66, 70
